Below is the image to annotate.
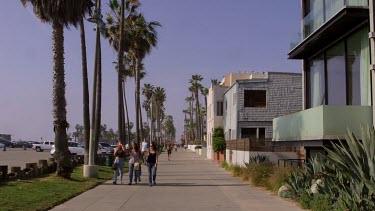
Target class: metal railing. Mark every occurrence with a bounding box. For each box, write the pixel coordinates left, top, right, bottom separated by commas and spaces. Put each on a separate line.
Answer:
290, 0, 368, 50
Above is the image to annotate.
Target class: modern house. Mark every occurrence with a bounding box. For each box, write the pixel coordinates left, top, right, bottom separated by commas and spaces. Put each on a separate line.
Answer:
224, 72, 302, 141
273, 0, 372, 158
206, 72, 252, 159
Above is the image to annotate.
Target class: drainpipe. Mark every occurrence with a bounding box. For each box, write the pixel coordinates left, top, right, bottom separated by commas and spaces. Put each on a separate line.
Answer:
370, 0, 375, 126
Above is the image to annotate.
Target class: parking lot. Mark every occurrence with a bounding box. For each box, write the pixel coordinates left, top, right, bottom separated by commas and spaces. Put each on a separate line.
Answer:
0, 148, 52, 170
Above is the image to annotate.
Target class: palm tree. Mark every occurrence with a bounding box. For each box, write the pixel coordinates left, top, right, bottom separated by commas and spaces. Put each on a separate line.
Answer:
154, 87, 166, 145
105, 0, 140, 144
21, 0, 93, 178
211, 79, 219, 86
79, 18, 91, 164
142, 83, 154, 140
128, 14, 161, 145
185, 96, 195, 141
201, 87, 209, 111
189, 75, 203, 143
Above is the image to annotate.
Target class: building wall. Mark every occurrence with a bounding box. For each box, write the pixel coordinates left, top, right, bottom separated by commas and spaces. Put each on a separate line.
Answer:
224, 84, 238, 140
226, 149, 299, 166
206, 84, 227, 159
236, 72, 302, 138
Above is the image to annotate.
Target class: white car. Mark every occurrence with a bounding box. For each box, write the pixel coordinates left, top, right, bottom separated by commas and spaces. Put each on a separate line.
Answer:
50, 142, 109, 156
33, 141, 54, 152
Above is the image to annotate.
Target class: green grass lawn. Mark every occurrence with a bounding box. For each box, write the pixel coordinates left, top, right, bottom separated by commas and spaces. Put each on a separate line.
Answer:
0, 165, 128, 211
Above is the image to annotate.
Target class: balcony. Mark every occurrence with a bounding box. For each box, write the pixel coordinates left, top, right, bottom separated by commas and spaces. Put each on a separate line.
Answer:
273, 105, 372, 142
289, 0, 368, 59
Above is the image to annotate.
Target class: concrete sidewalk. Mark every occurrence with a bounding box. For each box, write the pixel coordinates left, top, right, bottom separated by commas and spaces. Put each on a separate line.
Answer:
51, 150, 302, 211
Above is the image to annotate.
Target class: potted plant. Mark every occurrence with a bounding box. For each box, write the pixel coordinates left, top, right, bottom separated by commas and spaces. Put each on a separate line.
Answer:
213, 128, 226, 162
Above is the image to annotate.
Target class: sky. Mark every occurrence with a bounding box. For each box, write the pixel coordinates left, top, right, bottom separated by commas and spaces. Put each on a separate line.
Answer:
0, 0, 301, 142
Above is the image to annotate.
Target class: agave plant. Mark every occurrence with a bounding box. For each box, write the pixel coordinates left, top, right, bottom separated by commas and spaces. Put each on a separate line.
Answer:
321, 126, 375, 210
248, 154, 270, 165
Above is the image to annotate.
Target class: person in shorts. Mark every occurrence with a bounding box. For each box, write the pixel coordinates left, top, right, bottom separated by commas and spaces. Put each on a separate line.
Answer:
141, 139, 148, 165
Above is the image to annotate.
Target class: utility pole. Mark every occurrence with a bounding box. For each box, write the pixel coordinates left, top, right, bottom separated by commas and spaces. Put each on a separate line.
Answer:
370, 0, 375, 125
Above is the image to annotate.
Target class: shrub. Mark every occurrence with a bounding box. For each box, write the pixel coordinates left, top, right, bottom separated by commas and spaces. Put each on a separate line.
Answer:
230, 165, 242, 177
220, 161, 229, 169
240, 166, 252, 181
213, 137, 226, 152
299, 191, 313, 209
194, 145, 202, 149
249, 163, 274, 187
266, 167, 295, 191
310, 194, 333, 211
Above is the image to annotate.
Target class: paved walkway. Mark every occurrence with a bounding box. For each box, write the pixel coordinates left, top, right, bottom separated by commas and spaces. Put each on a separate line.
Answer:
51, 150, 302, 211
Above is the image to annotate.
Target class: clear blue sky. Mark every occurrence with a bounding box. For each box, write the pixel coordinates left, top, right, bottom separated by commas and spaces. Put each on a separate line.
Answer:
0, 0, 301, 141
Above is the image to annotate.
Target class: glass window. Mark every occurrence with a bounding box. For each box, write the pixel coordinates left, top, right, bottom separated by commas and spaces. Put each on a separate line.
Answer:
244, 90, 267, 107
347, 27, 370, 105
216, 101, 223, 116
309, 55, 325, 107
326, 41, 346, 105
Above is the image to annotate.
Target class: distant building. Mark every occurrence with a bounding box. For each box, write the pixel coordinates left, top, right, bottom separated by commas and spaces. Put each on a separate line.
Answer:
224, 72, 302, 140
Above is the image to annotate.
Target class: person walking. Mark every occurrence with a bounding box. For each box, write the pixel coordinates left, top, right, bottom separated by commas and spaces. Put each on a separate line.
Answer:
113, 141, 126, 185
128, 142, 141, 185
141, 139, 148, 165
146, 141, 158, 186
174, 144, 177, 152
167, 144, 172, 161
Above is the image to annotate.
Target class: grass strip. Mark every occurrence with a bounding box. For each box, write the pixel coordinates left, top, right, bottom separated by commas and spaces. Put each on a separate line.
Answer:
0, 165, 128, 211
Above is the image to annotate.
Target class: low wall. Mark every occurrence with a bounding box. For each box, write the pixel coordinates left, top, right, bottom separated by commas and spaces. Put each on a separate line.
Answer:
207, 147, 213, 159
226, 150, 299, 166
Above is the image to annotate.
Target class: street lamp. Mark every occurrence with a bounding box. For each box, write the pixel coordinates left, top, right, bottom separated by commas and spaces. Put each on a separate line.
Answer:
84, 0, 105, 179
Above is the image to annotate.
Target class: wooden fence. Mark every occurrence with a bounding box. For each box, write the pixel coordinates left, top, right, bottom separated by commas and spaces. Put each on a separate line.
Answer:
226, 138, 297, 152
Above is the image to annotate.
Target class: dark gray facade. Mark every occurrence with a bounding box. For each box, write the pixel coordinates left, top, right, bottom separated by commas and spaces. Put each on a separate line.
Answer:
224, 72, 302, 140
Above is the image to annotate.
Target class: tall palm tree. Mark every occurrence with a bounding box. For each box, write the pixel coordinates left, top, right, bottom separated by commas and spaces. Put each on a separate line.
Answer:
79, 18, 91, 164
128, 14, 160, 145
189, 75, 203, 143
105, 0, 140, 144
21, 0, 93, 178
185, 96, 195, 141
142, 83, 154, 140
154, 87, 166, 145
201, 87, 209, 111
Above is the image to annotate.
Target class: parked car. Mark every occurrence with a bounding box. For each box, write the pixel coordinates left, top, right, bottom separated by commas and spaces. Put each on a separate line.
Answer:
99, 142, 114, 153
0, 143, 4, 148
0, 140, 15, 148
33, 141, 54, 152
15, 141, 32, 148
50, 142, 109, 156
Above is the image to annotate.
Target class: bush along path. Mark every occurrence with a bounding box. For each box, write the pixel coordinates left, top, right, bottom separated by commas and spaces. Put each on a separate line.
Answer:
221, 126, 375, 211
0, 165, 128, 211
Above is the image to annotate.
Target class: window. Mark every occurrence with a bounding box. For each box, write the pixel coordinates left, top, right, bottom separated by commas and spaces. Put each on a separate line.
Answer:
216, 101, 223, 116
307, 27, 371, 108
327, 41, 346, 105
241, 128, 257, 138
244, 90, 267, 107
225, 100, 227, 111
232, 92, 237, 106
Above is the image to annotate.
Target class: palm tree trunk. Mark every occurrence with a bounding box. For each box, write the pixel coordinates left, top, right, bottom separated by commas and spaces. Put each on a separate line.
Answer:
123, 82, 131, 144
135, 57, 141, 145
94, 35, 102, 157
122, 80, 128, 143
52, 21, 72, 178
78, 19, 90, 161
139, 93, 144, 144
195, 90, 200, 144
117, 0, 125, 143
